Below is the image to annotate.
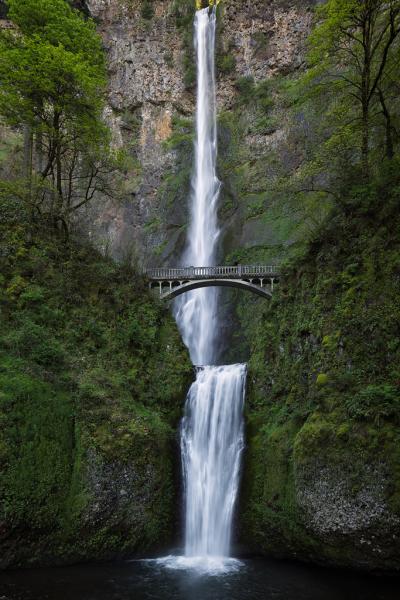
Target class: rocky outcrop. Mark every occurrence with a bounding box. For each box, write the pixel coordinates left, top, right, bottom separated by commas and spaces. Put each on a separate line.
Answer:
242, 421, 400, 571
84, 0, 192, 264
0, 423, 180, 568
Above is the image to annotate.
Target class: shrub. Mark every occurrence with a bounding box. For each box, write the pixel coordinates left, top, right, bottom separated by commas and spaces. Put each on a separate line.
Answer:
345, 384, 400, 425
217, 54, 236, 75
235, 76, 255, 101
141, 1, 154, 20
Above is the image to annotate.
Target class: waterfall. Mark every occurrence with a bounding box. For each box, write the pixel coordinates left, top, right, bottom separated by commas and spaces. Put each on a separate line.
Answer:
174, 6, 220, 366
165, 6, 246, 572
182, 364, 246, 558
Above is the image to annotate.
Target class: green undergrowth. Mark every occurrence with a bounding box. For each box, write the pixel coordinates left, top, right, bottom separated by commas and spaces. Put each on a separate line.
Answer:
0, 202, 192, 567
238, 170, 400, 565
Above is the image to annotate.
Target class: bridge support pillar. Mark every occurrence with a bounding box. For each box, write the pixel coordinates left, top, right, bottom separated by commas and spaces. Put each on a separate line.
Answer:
270, 278, 275, 292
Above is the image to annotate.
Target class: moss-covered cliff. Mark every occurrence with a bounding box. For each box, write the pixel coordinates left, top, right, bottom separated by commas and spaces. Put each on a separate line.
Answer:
238, 171, 400, 570
0, 203, 192, 569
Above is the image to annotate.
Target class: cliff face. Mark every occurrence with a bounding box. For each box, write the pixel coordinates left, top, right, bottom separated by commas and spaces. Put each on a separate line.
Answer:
237, 177, 400, 571
0, 210, 192, 568
85, 0, 316, 265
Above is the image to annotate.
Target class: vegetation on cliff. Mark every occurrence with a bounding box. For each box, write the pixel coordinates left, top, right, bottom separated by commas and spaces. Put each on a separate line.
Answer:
0, 0, 122, 236
240, 170, 400, 569
0, 202, 191, 568
0, 0, 191, 568
234, 0, 400, 570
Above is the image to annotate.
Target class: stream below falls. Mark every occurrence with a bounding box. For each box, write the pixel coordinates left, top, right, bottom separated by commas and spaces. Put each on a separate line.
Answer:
0, 557, 399, 600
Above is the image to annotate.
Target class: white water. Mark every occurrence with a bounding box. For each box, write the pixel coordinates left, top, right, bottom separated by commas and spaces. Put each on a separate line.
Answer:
182, 364, 246, 558
174, 6, 221, 366
169, 7, 246, 573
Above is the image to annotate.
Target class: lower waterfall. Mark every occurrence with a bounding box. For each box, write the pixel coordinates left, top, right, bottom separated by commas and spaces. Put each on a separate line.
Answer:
182, 365, 246, 558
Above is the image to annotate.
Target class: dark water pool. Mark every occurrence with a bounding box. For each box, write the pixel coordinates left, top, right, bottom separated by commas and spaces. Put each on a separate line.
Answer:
0, 555, 398, 600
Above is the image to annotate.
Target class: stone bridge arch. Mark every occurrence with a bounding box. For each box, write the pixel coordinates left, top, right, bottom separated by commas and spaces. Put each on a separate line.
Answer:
145, 265, 279, 300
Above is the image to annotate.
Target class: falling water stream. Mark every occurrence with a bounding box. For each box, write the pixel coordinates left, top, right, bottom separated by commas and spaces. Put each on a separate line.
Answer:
174, 5, 221, 366
181, 364, 246, 559
168, 5, 246, 572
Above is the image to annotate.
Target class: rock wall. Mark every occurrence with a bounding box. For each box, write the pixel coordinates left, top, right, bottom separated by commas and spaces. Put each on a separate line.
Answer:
85, 0, 317, 265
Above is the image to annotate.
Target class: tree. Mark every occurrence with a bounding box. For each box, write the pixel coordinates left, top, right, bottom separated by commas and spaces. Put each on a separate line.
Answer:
307, 0, 400, 177
254, 1, 400, 246
0, 0, 118, 232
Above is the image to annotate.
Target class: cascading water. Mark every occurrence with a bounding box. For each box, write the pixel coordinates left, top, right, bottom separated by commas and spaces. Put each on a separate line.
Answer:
174, 6, 221, 366
162, 6, 246, 573
182, 364, 246, 558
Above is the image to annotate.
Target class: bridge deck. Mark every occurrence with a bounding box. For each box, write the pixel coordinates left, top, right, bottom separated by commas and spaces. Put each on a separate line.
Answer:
145, 265, 280, 281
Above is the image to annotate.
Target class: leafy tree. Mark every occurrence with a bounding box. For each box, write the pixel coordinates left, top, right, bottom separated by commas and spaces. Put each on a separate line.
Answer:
261, 0, 400, 245
307, 0, 400, 176
0, 0, 118, 233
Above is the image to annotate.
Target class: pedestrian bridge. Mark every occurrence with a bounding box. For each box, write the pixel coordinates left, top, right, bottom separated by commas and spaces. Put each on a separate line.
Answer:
144, 265, 280, 300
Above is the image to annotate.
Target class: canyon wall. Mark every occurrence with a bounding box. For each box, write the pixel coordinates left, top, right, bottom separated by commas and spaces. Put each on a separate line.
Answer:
84, 0, 317, 265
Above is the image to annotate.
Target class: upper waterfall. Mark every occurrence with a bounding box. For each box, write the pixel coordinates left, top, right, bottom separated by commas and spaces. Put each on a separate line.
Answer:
174, 6, 221, 366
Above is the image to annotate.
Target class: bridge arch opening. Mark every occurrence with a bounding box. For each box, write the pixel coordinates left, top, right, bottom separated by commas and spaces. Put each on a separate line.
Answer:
157, 278, 272, 300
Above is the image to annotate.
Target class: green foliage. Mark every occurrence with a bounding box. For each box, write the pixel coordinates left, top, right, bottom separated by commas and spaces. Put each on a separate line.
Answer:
0, 218, 192, 566
0, 363, 73, 525
316, 373, 329, 386
235, 76, 255, 102
141, 0, 154, 20
239, 170, 400, 561
217, 53, 235, 75
345, 384, 400, 425
0, 0, 119, 232
0, 0, 105, 126
234, 1, 400, 253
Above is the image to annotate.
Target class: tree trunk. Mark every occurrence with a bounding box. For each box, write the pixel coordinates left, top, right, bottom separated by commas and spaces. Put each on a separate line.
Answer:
361, 104, 370, 179
23, 124, 33, 183
378, 88, 394, 159
53, 111, 63, 214
35, 130, 43, 173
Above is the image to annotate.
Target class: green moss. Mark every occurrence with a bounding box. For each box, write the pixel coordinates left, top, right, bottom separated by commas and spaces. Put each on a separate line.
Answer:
0, 215, 192, 567
238, 173, 400, 567
316, 373, 329, 386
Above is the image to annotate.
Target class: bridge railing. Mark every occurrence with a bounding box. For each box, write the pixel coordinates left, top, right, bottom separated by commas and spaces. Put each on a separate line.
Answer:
144, 265, 280, 280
